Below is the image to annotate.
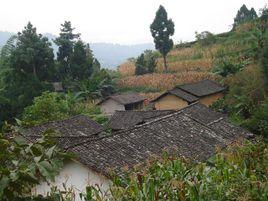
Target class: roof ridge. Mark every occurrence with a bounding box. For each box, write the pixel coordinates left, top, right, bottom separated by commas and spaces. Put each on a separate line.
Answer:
26, 115, 98, 128
68, 102, 201, 146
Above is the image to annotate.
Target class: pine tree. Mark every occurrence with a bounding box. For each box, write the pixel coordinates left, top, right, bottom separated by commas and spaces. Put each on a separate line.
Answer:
10, 22, 54, 81
150, 5, 174, 72
54, 21, 80, 80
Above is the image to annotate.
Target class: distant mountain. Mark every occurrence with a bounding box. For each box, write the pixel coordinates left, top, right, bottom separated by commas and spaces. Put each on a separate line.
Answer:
0, 31, 154, 69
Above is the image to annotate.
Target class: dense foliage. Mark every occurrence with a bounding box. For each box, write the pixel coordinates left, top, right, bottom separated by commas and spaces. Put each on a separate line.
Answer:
0, 21, 111, 128
135, 50, 157, 75
21, 91, 108, 127
0, 129, 68, 201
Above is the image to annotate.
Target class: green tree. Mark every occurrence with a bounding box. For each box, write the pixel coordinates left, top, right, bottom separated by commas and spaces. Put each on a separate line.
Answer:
54, 21, 80, 80
70, 40, 93, 80
144, 50, 157, 73
0, 23, 54, 126
150, 5, 174, 72
93, 58, 101, 73
135, 53, 146, 75
233, 4, 258, 29
10, 22, 54, 81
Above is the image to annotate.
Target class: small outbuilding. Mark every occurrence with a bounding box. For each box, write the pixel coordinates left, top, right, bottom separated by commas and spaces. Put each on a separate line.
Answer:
98, 93, 145, 116
152, 79, 226, 110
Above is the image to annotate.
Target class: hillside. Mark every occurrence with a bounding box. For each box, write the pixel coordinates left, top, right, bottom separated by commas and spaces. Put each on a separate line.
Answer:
117, 22, 260, 95
0, 31, 154, 69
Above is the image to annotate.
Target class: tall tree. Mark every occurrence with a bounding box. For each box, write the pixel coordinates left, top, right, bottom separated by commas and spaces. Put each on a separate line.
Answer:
0, 22, 54, 125
70, 40, 93, 80
54, 21, 80, 80
150, 5, 174, 72
233, 4, 258, 29
10, 22, 54, 80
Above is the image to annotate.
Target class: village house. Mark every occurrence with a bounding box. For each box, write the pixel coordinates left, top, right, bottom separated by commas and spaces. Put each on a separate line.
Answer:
98, 93, 145, 116
152, 79, 226, 110
21, 103, 253, 200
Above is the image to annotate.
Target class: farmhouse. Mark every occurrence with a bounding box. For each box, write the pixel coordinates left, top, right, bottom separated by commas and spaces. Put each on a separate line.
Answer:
98, 93, 145, 116
152, 79, 226, 110
21, 103, 252, 200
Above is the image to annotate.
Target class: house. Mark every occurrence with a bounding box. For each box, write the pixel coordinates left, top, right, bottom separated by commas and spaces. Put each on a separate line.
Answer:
21, 104, 252, 200
22, 116, 108, 200
98, 93, 145, 116
52, 82, 64, 92
108, 110, 174, 131
152, 79, 226, 110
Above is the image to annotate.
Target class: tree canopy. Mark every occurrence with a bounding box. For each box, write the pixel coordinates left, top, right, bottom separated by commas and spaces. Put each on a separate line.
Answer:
150, 5, 174, 72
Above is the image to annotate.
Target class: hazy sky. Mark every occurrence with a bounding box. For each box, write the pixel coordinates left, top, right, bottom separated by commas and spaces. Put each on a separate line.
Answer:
0, 0, 266, 44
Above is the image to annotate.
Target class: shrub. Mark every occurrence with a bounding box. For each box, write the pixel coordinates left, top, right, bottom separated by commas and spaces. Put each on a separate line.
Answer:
245, 98, 268, 137
0, 129, 68, 201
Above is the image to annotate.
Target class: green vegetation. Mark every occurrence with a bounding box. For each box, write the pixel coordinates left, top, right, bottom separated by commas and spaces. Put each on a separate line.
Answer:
0, 21, 112, 127
0, 129, 69, 201
0, 3, 268, 200
21, 91, 108, 127
150, 5, 174, 72
135, 50, 157, 75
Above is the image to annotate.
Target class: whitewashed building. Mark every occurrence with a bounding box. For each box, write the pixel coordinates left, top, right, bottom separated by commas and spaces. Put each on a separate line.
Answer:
98, 93, 145, 116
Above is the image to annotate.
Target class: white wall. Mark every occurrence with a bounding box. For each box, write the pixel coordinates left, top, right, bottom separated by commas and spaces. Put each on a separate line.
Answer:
33, 161, 111, 201
100, 99, 125, 116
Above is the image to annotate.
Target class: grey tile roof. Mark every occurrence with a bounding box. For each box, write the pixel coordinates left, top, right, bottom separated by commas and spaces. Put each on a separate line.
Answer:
99, 93, 145, 106
23, 115, 105, 149
151, 88, 199, 103
66, 103, 252, 177
178, 79, 226, 97
20, 104, 252, 178
108, 110, 175, 130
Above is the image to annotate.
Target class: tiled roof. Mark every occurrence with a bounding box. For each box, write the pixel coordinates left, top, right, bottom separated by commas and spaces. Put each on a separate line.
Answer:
108, 110, 175, 130
99, 93, 145, 105
178, 79, 226, 97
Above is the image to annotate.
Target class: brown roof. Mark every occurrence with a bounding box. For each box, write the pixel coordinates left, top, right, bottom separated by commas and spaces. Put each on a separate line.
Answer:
178, 79, 226, 97
151, 88, 199, 103
108, 110, 175, 130
66, 103, 252, 177
98, 93, 145, 105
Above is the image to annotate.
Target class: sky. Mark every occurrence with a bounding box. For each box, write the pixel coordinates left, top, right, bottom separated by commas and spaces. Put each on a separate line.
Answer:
0, 0, 267, 44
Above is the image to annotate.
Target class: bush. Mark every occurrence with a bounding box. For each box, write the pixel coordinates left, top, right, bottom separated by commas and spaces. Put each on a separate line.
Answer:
21, 92, 106, 127
245, 98, 268, 137
22, 92, 68, 126
0, 130, 68, 201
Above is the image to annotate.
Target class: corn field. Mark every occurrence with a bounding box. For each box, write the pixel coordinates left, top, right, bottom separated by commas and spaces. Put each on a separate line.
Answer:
117, 72, 217, 91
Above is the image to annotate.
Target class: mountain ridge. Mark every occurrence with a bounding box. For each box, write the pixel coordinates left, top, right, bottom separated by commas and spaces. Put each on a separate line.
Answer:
0, 31, 154, 69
